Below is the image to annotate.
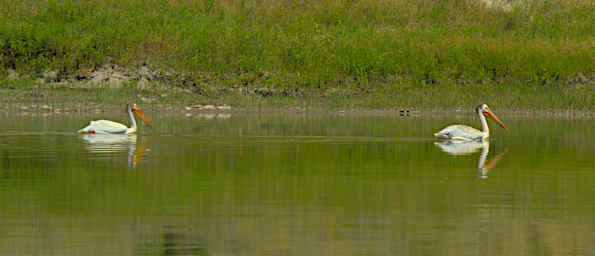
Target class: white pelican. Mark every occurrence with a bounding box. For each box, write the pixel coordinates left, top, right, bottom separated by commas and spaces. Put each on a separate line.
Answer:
78, 103, 152, 134
434, 104, 507, 141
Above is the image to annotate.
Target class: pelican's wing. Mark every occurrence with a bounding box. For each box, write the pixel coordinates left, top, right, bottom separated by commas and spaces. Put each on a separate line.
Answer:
78, 120, 128, 134
434, 125, 482, 140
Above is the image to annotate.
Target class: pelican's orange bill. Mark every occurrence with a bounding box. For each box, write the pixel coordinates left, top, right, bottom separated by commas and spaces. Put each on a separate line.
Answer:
134, 109, 153, 128
484, 110, 507, 130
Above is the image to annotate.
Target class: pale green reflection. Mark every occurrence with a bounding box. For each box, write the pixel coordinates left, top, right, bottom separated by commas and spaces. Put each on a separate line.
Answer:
0, 113, 592, 256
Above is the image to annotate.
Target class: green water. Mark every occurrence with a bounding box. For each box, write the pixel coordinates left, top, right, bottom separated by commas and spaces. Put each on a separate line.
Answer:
0, 111, 593, 256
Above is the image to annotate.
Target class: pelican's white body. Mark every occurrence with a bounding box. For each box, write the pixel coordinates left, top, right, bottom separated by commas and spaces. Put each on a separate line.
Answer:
433, 122, 488, 141
78, 105, 140, 134
434, 104, 504, 141
78, 120, 137, 134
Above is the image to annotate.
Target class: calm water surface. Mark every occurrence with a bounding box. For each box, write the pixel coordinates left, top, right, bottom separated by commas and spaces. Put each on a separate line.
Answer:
0, 110, 593, 256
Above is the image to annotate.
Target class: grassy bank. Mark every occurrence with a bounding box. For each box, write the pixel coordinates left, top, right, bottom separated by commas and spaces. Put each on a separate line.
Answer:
0, 0, 593, 110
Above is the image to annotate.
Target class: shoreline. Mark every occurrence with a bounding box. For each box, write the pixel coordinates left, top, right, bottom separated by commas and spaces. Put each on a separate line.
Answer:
1, 72, 593, 119
1, 96, 592, 119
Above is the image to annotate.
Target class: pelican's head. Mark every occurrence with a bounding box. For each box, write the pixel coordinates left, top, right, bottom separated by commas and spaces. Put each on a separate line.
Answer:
476, 104, 507, 130
128, 103, 152, 128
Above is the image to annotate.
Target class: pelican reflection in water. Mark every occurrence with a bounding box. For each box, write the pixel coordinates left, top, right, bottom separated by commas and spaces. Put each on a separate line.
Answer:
434, 140, 508, 178
81, 134, 149, 168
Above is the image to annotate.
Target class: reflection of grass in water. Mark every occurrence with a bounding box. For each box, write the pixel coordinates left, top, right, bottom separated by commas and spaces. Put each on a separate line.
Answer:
0, 114, 591, 217
0, 113, 592, 254
1, 132, 592, 256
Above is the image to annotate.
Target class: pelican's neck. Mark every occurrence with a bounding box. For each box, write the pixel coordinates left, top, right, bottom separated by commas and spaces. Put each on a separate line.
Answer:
127, 107, 137, 134
478, 110, 489, 137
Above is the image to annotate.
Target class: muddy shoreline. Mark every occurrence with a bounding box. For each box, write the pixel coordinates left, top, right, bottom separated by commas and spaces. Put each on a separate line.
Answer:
1, 65, 593, 119
1, 101, 592, 119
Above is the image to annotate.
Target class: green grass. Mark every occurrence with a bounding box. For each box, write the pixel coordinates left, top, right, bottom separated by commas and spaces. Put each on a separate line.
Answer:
0, 0, 593, 110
